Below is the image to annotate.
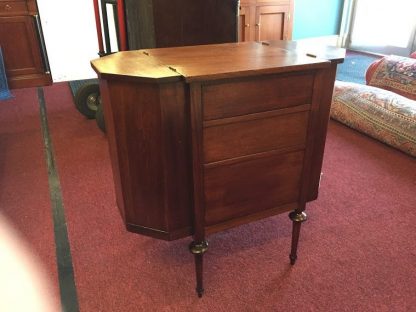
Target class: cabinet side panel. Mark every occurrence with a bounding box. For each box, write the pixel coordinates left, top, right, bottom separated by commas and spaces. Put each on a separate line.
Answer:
99, 80, 126, 221
106, 80, 167, 232
308, 65, 338, 201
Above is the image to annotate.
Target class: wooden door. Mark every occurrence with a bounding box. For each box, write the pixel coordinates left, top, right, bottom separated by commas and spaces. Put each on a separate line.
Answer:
0, 15, 50, 88
238, 5, 251, 42
0, 15, 44, 78
255, 5, 290, 41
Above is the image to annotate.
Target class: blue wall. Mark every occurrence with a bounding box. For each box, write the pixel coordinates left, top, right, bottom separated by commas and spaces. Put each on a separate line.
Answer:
293, 0, 345, 40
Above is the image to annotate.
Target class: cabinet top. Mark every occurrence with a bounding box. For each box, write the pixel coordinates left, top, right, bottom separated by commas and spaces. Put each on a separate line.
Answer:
91, 41, 342, 83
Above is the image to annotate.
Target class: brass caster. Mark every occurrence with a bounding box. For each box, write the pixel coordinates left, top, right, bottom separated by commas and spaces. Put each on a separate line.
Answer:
189, 241, 209, 255
289, 211, 307, 223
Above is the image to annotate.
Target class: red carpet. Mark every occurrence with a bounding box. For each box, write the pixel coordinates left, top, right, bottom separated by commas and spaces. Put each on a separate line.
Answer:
0, 89, 59, 304
2, 83, 416, 311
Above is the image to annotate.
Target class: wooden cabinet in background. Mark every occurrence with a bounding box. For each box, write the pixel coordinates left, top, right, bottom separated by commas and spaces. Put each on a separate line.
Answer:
0, 0, 51, 89
124, 0, 239, 50
238, 3, 251, 42
239, 0, 293, 42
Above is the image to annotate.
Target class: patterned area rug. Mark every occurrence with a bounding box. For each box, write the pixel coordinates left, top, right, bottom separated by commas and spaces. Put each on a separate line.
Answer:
0, 47, 12, 101
336, 50, 382, 85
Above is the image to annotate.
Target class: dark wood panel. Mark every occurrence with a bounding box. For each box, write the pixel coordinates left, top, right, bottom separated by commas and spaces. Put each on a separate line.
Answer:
204, 150, 304, 226
206, 202, 296, 234
189, 82, 206, 242
107, 81, 166, 230
125, 0, 238, 50
0, 0, 51, 89
102, 79, 193, 239
124, 0, 156, 49
202, 72, 314, 120
0, 16, 43, 76
203, 110, 309, 163
307, 64, 338, 201
159, 82, 193, 233
104, 82, 191, 234
8, 73, 51, 89
0, 1, 28, 16
154, 0, 239, 47
99, 79, 126, 221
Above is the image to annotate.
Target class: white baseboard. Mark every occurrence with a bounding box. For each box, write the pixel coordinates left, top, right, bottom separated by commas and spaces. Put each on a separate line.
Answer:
295, 35, 341, 47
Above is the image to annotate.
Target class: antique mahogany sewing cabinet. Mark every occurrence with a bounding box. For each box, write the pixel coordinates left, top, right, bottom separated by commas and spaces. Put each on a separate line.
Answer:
91, 41, 344, 296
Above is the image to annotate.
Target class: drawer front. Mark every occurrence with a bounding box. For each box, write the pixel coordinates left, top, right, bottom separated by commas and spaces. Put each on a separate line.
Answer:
202, 72, 314, 120
204, 110, 309, 163
0, 1, 28, 15
204, 150, 304, 226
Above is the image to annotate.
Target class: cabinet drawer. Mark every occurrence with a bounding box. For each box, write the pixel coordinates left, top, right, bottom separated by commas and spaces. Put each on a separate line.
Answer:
202, 72, 314, 120
203, 109, 309, 163
0, 1, 28, 15
204, 150, 304, 226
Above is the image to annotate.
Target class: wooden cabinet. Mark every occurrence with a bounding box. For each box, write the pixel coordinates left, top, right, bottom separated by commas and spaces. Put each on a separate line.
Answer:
239, 0, 293, 42
124, 0, 239, 50
238, 4, 252, 42
91, 41, 345, 296
0, 0, 51, 89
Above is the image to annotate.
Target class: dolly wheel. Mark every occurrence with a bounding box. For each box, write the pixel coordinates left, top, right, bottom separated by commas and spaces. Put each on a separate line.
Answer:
95, 102, 106, 133
75, 83, 100, 119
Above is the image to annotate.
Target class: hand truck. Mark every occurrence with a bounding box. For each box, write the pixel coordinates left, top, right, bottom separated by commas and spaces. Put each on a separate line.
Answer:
72, 0, 126, 133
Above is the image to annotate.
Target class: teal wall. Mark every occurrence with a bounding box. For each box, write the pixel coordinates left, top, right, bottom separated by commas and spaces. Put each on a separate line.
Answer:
293, 0, 345, 40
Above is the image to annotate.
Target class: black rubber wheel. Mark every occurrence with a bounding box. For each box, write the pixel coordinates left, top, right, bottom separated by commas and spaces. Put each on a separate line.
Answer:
74, 83, 100, 119
95, 103, 106, 133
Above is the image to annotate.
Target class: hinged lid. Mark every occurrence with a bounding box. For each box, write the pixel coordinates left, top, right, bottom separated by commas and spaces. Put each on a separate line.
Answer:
91, 41, 334, 83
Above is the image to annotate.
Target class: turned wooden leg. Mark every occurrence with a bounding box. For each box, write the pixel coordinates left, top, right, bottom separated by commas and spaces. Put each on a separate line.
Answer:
289, 211, 307, 265
189, 240, 208, 297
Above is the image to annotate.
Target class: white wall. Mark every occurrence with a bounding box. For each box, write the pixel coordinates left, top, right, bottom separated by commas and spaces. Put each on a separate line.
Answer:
37, 0, 100, 82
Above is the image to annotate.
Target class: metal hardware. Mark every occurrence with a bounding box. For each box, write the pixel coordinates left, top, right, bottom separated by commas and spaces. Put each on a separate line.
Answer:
33, 14, 50, 73
245, 23, 250, 27
168, 66, 178, 73
289, 211, 307, 223
255, 23, 260, 26
5, 4, 12, 10
189, 241, 209, 255
100, 0, 112, 54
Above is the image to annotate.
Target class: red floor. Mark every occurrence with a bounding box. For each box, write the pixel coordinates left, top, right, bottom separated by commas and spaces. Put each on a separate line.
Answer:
0, 88, 59, 307
1, 83, 416, 311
